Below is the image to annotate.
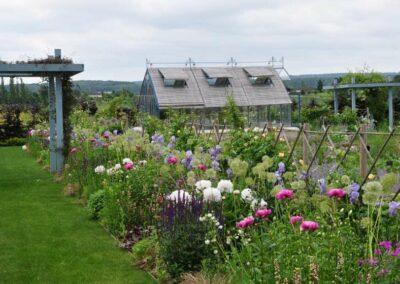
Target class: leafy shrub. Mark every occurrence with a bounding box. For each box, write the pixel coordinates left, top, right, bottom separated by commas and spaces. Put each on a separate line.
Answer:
0, 137, 26, 146
87, 189, 105, 220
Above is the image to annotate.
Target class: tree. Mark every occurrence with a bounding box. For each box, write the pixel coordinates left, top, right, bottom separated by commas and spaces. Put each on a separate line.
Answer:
317, 79, 323, 92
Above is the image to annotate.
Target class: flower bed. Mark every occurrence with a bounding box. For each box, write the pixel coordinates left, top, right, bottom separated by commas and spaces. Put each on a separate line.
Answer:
25, 111, 400, 283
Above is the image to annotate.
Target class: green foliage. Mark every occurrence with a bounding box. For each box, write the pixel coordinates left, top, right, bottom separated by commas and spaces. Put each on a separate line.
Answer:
87, 189, 105, 220
0, 137, 26, 146
223, 96, 245, 129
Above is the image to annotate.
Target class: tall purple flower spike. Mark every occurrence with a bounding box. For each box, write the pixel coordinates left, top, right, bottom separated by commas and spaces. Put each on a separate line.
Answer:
318, 178, 326, 194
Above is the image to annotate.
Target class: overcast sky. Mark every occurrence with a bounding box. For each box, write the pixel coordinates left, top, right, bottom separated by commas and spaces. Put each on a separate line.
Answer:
0, 0, 399, 82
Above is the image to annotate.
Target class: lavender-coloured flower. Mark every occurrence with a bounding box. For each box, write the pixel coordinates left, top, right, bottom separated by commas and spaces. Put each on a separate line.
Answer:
388, 201, 400, 216
348, 183, 360, 204
113, 129, 118, 136
226, 168, 233, 179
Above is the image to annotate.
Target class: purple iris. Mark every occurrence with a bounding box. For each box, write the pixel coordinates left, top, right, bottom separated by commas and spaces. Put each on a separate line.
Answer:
275, 162, 285, 184
181, 150, 194, 170
151, 134, 164, 145
388, 201, 400, 216
348, 183, 360, 204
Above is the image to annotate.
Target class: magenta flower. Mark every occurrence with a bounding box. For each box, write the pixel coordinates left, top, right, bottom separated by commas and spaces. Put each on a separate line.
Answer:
388, 247, 400, 256
300, 221, 319, 231
377, 269, 390, 276
198, 164, 207, 171
167, 156, 178, 164
289, 216, 304, 224
374, 249, 381, 255
70, 147, 78, 154
275, 189, 294, 200
380, 241, 392, 250
123, 163, 134, 171
255, 209, 272, 218
236, 217, 254, 229
327, 188, 346, 199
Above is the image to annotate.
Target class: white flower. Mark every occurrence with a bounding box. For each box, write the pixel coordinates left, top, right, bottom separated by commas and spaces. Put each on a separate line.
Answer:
205, 240, 210, 245
94, 165, 105, 174
218, 225, 223, 229
203, 187, 222, 202
106, 168, 115, 176
139, 160, 147, 165
133, 126, 143, 133
213, 250, 218, 255
217, 180, 233, 193
114, 163, 122, 170
241, 188, 253, 202
233, 189, 241, 195
260, 199, 268, 208
168, 190, 191, 202
22, 145, 27, 150
122, 158, 133, 164
195, 180, 212, 192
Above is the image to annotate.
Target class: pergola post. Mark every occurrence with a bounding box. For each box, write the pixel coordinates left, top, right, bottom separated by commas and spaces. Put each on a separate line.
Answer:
351, 77, 356, 111
54, 49, 64, 172
48, 76, 57, 172
333, 88, 338, 114
388, 87, 393, 130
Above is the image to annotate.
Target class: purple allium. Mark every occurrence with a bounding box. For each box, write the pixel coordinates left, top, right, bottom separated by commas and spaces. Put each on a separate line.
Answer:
151, 133, 164, 145
388, 201, 400, 216
388, 247, 400, 256
380, 241, 392, 250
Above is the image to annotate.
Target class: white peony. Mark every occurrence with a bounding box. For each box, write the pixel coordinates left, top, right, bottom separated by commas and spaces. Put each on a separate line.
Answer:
217, 179, 233, 193
241, 188, 254, 202
94, 165, 105, 174
106, 168, 115, 176
168, 190, 191, 202
122, 158, 133, 164
203, 187, 222, 202
260, 198, 268, 208
195, 180, 212, 192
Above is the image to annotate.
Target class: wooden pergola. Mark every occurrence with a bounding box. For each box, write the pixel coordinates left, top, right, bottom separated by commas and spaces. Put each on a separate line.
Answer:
0, 49, 84, 172
324, 78, 400, 130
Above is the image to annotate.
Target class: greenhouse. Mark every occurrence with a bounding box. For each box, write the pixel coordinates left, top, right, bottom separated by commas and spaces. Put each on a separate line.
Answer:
139, 65, 292, 126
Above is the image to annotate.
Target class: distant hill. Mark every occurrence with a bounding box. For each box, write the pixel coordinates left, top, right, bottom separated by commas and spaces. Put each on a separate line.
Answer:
19, 72, 399, 94
24, 80, 142, 94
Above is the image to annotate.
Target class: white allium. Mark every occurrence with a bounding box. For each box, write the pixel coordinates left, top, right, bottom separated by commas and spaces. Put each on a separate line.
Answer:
195, 180, 212, 192
94, 165, 105, 174
217, 179, 233, 193
168, 190, 191, 202
122, 158, 133, 164
22, 145, 27, 150
114, 163, 122, 170
203, 188, 222, 202
241, 188, 254, 202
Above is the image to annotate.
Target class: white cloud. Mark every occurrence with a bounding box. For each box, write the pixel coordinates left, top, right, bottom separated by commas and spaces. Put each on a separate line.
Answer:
0, 0, 399, 81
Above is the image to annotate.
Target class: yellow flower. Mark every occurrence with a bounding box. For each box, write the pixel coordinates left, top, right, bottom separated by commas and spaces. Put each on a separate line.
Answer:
299, 159, 304, 165
368, 174, 375, 180
279, 137, 285, 142
278, 152, 285, 158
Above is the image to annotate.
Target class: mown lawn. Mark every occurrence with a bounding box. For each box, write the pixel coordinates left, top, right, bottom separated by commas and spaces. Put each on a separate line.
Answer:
0, 147, 155, 283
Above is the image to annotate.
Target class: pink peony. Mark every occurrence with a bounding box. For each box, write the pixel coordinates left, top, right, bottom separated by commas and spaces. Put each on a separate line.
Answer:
255, 209, 272, 218
289, 216, 304, 224
236, 217, 254, 229
167, 156, 177, 164
276, 189, 294, 200
300, 221, 319, 231
123, 162, 134, 171
198, 164, 207, 171
70, 147, 78, 154
327, 188, 346, 199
